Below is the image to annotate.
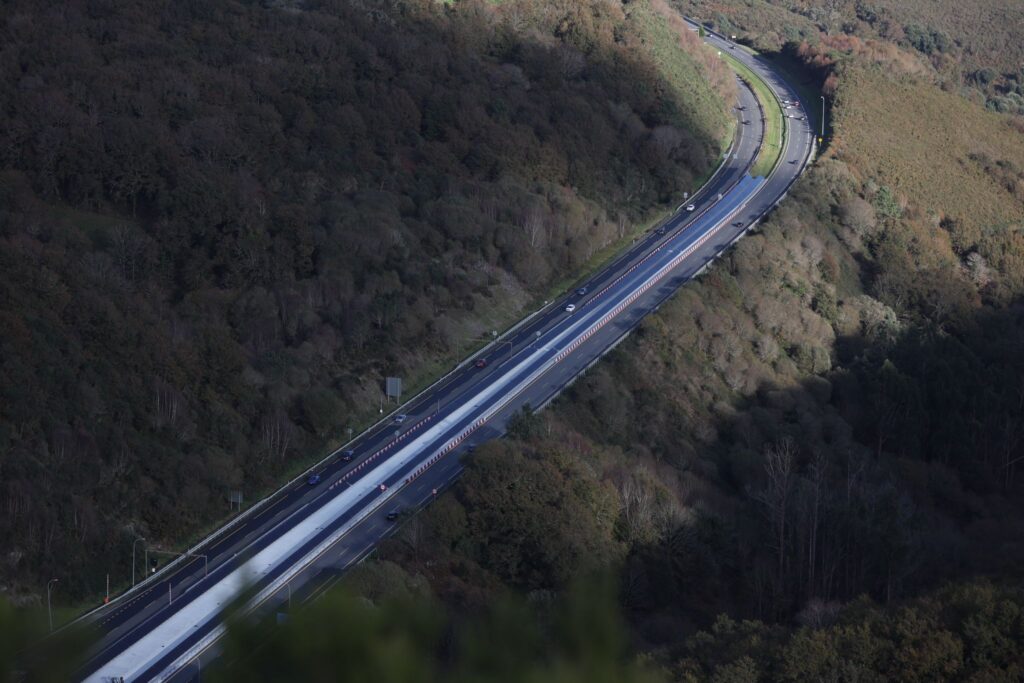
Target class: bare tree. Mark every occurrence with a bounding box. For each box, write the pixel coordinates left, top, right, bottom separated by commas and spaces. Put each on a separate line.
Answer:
260, 410, 293, 463
113, 224, 146, 284
618, 472, 656, 544
520, 204, 547, 249
805, 450, 827, 598
758, 438, 795, 593
153, 378, 181, 430
556, 44, 586, 80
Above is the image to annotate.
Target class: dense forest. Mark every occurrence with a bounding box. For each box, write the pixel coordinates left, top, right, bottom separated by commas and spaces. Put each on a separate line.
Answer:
4, 0, 1024, 680
286, 1, 1024, 680
0, 0, 734, 600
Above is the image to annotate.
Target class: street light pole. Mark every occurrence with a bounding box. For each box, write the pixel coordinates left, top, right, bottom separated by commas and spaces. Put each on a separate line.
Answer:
132, 537, 146, 587
820, 95, 825, 139
46, 579, 58, 632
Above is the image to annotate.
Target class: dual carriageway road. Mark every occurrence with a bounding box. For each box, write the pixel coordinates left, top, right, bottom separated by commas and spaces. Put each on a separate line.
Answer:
78, 24, 816, 682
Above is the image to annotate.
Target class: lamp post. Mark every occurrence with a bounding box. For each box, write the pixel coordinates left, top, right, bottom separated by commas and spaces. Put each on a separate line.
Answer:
46, 579, 58, 632
132, 537, 146, 587
820, 95, 826, 139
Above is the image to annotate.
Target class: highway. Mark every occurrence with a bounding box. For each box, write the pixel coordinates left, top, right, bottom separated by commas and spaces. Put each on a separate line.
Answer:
74, 23, 816, 683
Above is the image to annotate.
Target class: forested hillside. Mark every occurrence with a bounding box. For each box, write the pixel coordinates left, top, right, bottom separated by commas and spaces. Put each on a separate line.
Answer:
291, 2, 1024, 680
672, 0, 1024, 113
0, 0, 735, 600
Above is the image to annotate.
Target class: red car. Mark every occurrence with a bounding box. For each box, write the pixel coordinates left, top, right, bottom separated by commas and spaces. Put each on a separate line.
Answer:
475, 358, 488, 368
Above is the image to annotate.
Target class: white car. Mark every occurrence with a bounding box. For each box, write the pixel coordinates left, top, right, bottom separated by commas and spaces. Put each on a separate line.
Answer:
686, 204, 696, 211
565, 303, 576, 313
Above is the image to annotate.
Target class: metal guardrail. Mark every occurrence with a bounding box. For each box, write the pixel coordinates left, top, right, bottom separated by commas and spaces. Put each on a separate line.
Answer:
66, 60, 751, 633
78, 27, 818, 682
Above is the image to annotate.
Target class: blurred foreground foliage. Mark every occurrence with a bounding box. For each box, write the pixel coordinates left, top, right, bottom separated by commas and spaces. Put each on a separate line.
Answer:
213, 577, 662, 683
0, 598, 94, 683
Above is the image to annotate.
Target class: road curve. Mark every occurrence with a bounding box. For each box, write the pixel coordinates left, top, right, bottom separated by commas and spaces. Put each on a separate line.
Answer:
75, 24, 816, 683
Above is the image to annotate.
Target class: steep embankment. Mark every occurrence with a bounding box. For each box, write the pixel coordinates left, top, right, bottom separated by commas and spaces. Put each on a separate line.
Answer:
832, 64, 1024, 235
674, 0, 1024, 114
0, 0, 734, 601
339, 4, 1024, 677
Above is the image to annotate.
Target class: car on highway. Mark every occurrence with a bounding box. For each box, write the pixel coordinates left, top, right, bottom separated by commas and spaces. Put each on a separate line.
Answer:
576, 286, 588, 296
341, 450, 354, 462
475, 358, 488, 368
386, 510, 401, 521
75, 43, 818, 682
564, 303, 576, 313
307, 473, 321, 486
393, 414, 407, 424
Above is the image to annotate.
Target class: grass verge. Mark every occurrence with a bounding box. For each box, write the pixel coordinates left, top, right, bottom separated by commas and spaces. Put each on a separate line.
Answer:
720, 50, 784, 177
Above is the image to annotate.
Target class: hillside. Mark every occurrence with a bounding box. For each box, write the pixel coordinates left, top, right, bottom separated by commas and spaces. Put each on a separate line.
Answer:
832, 63, 1024, 235
295, 2, 1024, 678
4, 0, 1024, 679
0, 0, 734, 601
674, 0, 1024, 114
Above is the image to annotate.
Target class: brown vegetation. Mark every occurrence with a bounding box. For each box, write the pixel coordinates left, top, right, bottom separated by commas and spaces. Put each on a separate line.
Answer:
358, 6, 1024, 677
0, 0, 731, 599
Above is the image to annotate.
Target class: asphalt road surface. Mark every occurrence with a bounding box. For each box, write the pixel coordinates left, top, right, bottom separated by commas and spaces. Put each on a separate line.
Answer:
75, 24, 816, 683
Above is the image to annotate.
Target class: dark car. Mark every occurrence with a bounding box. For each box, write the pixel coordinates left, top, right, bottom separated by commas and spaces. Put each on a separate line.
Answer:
576, 286, 588, 296
475, 358, 488, 368
307, 473, 321, 486
386, 510, 401, 522
340, 449, 354, 462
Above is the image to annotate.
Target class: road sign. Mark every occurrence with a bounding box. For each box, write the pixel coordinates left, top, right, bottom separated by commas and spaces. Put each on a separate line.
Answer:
385, 376, 402, 402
